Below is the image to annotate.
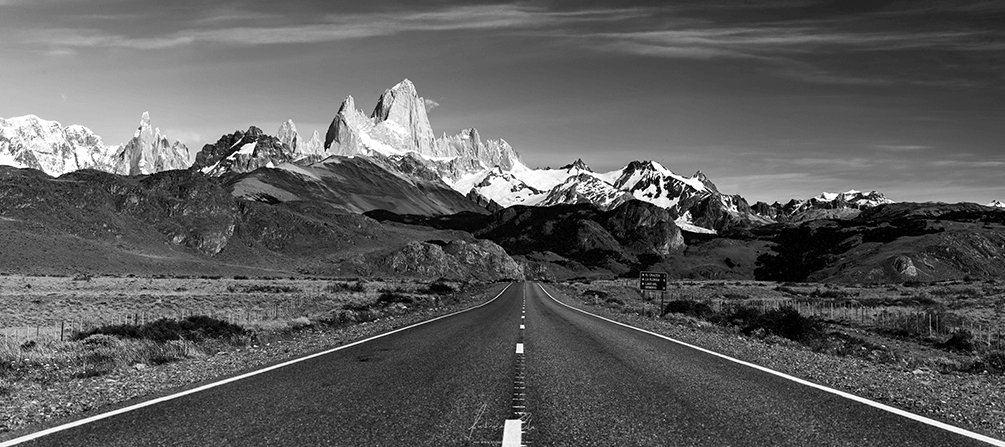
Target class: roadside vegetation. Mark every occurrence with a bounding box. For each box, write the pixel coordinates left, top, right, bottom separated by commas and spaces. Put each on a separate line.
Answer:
566, 278, 1005, 376
0, 275, 483, 408
555, 278, 1005, 439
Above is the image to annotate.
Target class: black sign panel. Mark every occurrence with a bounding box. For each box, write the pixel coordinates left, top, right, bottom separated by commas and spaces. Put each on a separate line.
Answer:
639, 271, 668, 291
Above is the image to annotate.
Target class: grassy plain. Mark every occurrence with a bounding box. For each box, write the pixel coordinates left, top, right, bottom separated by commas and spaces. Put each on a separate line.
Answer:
0, 275, 446, 334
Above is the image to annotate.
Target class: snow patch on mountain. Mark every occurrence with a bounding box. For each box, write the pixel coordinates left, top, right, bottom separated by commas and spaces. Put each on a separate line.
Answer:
989, 200, 1004, 208
539, 173, 632, 209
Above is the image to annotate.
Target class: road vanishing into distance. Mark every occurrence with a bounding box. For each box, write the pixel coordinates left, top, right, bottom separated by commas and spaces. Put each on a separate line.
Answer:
4, 282, 1002, 446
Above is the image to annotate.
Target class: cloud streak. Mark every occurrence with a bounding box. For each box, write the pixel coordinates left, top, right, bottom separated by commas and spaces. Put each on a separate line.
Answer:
27, 4, 649, 49
875, 145, 933, 151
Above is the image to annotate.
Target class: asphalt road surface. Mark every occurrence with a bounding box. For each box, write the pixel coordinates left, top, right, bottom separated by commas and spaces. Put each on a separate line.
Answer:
5, 281, 1001, 446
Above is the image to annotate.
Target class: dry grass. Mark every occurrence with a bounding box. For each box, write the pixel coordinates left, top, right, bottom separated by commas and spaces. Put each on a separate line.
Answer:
0, 334, 238, 388
0, 275, 443, 335
0, 275, 471, 390
563, 278, 1005, 373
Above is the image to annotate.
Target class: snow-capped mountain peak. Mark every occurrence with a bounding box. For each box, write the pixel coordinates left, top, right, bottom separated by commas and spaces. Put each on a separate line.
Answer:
560, 158, 592, 172
988, 200, 1004, 208
325, 79, 521, 182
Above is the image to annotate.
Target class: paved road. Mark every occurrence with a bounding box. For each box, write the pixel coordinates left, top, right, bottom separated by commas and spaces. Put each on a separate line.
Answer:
5, 281, 1000, 446
523, 282, 994, 446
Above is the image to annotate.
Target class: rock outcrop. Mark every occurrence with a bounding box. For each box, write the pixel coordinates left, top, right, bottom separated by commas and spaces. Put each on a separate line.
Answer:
889, 255, 918, 278
379, 239, 523, 280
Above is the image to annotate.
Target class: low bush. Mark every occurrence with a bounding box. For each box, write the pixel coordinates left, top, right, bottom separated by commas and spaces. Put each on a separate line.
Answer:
663, 300, 715, 319
810, 289, 858, 299
227, 284, 300, 294
421, 282, 455, 295
377, 292, 414, 306
582, 289, 609, 300
604, 297, 625, 306
711, 305, 823, 343
72, 316, 246, 343
325, 281, 366, 293
938, 329, 977, 353
974, 350, 1005, 374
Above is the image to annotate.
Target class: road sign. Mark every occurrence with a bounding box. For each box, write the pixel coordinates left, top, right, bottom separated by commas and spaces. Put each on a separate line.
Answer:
639, 271, 667, 291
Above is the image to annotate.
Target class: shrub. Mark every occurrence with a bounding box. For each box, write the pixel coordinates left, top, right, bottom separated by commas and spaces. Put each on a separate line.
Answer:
977, 350, 1005, 374
325, 281, 366, 293
377, 292, 414, 306
422, 282, 455, 295
227, 284, 300, 293
582, 289, 609, 300
73, 316, 246, 343
713, 305, 823, 342
938, 329, 976, 353
810, 289, 858, 299
604, 297, 625, 306
663, 300, 714, 319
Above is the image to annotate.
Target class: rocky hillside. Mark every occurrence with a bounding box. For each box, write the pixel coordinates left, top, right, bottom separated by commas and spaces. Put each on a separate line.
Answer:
368, 200, 686, 277
0, 165, 519, 280
754, 202, 1005, 283
224, 154, 488, 216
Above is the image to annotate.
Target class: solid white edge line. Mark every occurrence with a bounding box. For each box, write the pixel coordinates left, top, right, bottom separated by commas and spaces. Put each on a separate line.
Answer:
536, 282, 1005, 446
0, 283, 516, 447
501, 419, 522, 447
515, 343, 524, 354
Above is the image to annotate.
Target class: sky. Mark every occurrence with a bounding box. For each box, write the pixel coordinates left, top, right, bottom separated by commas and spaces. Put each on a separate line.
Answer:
1, 0, 1003, 204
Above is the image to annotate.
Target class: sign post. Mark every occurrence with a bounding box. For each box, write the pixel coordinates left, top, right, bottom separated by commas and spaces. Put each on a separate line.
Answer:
639, 271, 668, 316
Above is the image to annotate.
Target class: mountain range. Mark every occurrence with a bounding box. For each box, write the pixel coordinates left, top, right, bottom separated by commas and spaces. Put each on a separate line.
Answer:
1, 78, 1003, 283
0, 80, 910, 233
0, 112, 191, 177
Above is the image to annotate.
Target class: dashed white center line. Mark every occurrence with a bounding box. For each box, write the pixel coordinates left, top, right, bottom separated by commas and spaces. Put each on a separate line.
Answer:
503, 290, 529, 447
502, 419, 522, 447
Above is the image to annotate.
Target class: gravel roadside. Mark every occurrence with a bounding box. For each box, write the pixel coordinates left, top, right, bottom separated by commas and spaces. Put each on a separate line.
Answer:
0, 282, 507, 441
544, 282, 1005, 442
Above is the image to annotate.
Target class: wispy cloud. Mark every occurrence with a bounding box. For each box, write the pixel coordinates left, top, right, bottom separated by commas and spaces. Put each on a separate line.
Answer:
423, 98, 440, 112
28, 4, 648, 49
775, 157, 874, 169
931, 160, 1005, 168
875, 144, 933, 151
